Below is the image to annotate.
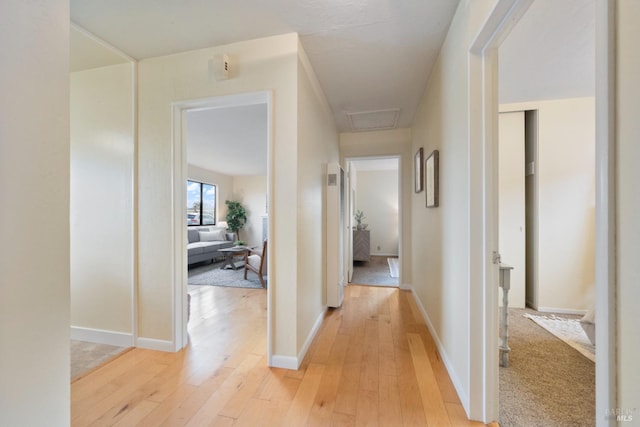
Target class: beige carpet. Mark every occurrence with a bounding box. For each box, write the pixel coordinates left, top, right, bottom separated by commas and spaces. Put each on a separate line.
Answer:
524, 313, 595, 362
351, 256, 399, 286
70, 340, 129, 382
499, 308, 595, 427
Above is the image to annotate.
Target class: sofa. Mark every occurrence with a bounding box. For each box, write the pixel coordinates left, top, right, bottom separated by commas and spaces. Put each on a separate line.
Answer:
187, 226, 235, 265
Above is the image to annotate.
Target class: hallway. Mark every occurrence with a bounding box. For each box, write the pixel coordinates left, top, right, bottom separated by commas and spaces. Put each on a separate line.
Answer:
71, 285, 484, 426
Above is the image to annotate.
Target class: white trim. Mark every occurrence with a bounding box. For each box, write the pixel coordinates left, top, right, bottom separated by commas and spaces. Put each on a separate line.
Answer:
536, 307, 588, 316
270, 308, 326, 370
270, 355, 299, 370
370, 252, 400, 257
130, 53, 139, 352
298, 308, 327, 365
136, 337, 177, 352
470, 0, 615, 424
410, 289, 468, 410
172, 91, 273, 359
70, 326, 134, 348
595, 1, 617, 425
265, 92, 274, 367
70, 23, 137, 63
171, 99, 188, 351
399, 283, 412, 291
469, 0, 534, 422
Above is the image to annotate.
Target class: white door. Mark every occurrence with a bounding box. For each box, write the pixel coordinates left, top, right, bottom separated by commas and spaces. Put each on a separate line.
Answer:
326, 163, 345, 307
499, 111, 526, 308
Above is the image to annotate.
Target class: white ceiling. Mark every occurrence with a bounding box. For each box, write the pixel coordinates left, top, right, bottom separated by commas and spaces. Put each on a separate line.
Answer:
70, 1, 595, 176
185, 104, 268, 176
499, 0, 595, 104
70, 0, 460, 132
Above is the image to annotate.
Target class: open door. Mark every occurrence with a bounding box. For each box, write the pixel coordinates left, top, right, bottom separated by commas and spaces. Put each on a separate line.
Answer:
326, 163, 346, 307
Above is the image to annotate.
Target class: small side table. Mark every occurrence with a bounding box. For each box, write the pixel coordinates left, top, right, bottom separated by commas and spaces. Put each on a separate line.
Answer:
218, 246, 249, 270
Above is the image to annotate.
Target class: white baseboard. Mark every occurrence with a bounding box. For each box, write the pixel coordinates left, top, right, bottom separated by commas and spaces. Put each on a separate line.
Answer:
270, 354, 299, 370
536, 307, 587, 316
270, 307, 327, 371
70, 326, 134, 347
399, 283, 412, 291
136, 337, 177, 352
299, 307, 327, 363
370, 252, 399, 257
410, 289, 469, 413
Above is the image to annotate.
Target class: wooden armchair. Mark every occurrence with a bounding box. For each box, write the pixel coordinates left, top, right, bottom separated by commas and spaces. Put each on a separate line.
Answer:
244, 240, 267, 288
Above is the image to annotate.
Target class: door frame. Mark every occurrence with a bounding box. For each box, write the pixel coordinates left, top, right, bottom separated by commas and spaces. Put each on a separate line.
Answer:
344, 155, 403, 286
469, 0, 616, 424
171, 91, 273, 363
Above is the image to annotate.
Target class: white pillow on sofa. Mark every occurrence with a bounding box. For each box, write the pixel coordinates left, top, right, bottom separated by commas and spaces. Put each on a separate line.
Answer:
199, 229, 227, 241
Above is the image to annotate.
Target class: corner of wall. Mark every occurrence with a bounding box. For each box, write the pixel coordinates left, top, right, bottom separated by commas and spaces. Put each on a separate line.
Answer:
271, 307, 326, 371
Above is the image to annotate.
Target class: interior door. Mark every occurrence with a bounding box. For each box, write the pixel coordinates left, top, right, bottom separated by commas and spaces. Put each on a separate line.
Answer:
498, 111, 526, 308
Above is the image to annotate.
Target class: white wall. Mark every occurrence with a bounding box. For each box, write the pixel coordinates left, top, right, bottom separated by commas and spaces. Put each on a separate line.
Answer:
409, 0, 500, 414
340, 129, 413, 284
296, 41, 340, 354
138, 33, 335, 364
617, 0, 640, 414
70, 63, 135, 339
188, 164, 234, 222
138, 34, 298, 350
355, 169, 399, 256
0, 0, 70, 425
232, 175, 267, 246
501, 98, 596, 312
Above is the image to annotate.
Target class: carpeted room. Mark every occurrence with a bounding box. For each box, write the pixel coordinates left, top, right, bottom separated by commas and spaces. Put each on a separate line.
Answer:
499, 307, 595, 426
351, 255, 400, 287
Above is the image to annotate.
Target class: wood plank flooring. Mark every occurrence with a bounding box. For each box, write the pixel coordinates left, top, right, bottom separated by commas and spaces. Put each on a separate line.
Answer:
71, 285, 488, 426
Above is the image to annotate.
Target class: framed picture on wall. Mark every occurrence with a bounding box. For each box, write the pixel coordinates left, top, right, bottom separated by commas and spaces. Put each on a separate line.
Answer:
414, 147, 424, 193
426, 149, 439, 208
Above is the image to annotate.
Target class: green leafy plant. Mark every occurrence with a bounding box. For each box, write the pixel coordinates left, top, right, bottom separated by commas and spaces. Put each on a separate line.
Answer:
355, 210, 365, 226
225, 200, 247, 241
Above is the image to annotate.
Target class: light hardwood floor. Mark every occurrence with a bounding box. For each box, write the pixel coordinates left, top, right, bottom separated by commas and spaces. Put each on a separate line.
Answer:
71, 284, 489, 426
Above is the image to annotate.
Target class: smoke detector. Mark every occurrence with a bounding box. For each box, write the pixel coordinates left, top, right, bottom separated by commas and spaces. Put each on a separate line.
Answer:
209, 53, 230, 81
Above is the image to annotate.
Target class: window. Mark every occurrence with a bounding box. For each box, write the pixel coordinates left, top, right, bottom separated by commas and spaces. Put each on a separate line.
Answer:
187, 180, 216, 226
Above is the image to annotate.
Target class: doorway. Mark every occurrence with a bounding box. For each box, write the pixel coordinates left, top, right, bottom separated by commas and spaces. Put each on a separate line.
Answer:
469, 0, 614, 423
498, 106, 596, 425
345, 157, 401, 287
172, 91, 272, 361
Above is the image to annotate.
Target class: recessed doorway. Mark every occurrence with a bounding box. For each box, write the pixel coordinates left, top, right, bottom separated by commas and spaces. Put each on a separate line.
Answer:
172, 91, 272, 363
346, 157, 401, 287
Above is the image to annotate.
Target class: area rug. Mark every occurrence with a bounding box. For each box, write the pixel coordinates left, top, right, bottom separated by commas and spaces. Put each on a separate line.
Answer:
523, 313, 595, 362
71, 340, 129, 382
351, 256, 399, 286
188, 260, 265, 288
387, 257, 399, 278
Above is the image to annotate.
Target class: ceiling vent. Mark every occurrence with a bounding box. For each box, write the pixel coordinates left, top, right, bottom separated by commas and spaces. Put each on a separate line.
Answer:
347, 108, 400, 132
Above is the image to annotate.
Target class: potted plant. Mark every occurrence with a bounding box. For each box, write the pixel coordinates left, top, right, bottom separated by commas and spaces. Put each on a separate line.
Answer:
355, 209, 367, 230
225, 200, 247, 244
